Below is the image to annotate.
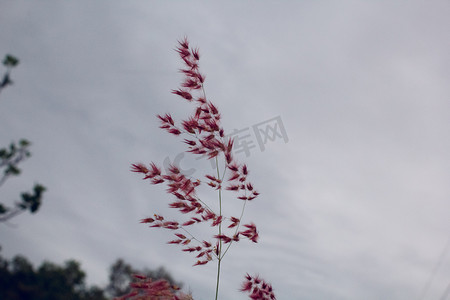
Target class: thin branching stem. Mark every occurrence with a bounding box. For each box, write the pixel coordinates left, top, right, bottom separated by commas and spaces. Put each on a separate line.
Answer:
215, 155, 223, 300
222, 199, 248, 258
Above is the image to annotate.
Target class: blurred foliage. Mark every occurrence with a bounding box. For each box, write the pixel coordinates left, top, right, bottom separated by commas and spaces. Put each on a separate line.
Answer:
0, 54, 19, 91
0, 140, 46, 222
3, 55, 19, 68
0, 55, 47, 223
0, 139, 31, 184
0, 252, 107, 300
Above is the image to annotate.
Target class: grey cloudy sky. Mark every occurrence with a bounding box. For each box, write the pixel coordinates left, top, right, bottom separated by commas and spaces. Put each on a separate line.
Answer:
1, 1, 449, 299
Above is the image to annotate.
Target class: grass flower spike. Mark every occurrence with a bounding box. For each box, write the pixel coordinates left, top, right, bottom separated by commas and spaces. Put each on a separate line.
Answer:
131, 37, 275, 300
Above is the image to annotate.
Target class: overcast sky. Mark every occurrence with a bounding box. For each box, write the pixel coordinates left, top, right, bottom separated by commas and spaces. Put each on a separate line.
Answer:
1, 1, 449, 299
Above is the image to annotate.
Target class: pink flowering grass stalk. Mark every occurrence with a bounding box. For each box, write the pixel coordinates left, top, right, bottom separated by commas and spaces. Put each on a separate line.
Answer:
115, 274, 193, 300
131, 38, 275, 300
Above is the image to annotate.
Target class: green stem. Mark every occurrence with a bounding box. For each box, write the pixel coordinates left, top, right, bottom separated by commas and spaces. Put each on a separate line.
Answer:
214, 156, 222, 300
214, 257, 222, 300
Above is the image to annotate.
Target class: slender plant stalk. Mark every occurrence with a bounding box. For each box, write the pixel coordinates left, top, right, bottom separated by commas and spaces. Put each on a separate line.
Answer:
130, 38, 276, 300
215, 258, 222, 300
202, 81, 223, 300
215, 155, 222, 300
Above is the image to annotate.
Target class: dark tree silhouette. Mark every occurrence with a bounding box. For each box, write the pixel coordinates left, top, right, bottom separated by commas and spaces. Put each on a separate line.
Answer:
0, 252, 107, 300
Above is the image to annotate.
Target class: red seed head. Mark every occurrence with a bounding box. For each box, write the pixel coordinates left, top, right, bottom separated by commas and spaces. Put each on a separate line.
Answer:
178, 37, 189, 50
131, 163, 149, 174
172, 89, 193, 101
192, 48, 200, 60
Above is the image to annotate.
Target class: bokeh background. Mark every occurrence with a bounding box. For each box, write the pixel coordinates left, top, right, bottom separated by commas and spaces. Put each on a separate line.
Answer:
1, 1, 449, 299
